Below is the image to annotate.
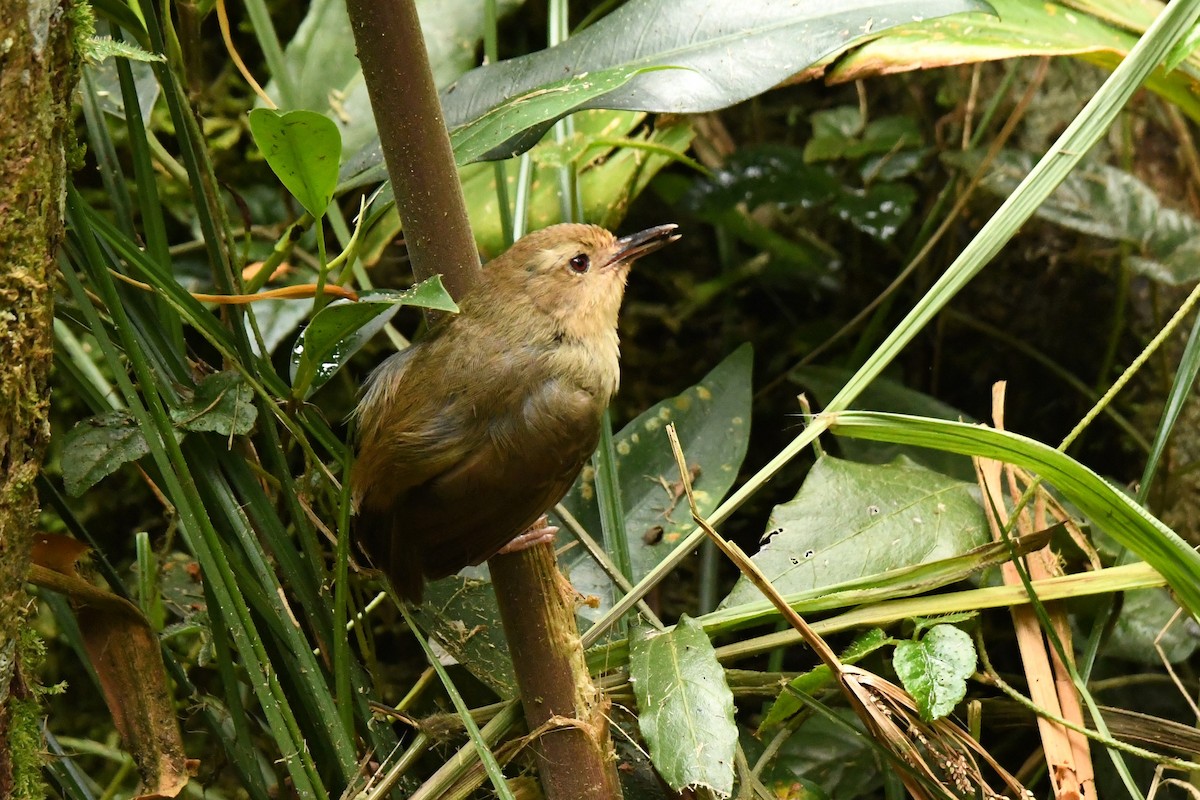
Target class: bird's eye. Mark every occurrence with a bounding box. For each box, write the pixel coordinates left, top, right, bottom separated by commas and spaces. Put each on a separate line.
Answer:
568, 253, 591, 274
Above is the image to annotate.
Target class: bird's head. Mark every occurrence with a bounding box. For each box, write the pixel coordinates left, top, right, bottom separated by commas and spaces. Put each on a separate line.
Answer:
477, 223, 680, 342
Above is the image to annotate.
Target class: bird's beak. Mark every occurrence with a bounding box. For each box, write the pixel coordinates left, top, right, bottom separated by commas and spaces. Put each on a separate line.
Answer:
604, 224, 681, 268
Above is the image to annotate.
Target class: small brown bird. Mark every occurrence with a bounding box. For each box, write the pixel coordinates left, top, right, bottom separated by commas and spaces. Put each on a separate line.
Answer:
352, 222, 680, 602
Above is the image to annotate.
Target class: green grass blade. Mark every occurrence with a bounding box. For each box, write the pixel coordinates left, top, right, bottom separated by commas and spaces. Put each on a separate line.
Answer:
829, 411, 1200, 618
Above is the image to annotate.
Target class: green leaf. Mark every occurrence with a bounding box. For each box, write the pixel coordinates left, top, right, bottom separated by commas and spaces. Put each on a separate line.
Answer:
561, 345, 752, 620
946, 148, 1200, 284
266, 0, 525, 157
61, 411, 181, 497
760, 628, 892, 731
629, 616, 736, 797
414, 575, 517, 697
829, 411, 1200, 620
1165, 19, 1200, 72
892, 624, 975, 721
685, 145, 840, 216
441, 0, 990, 159
722, 455, 989, 608
450, 65, 669, 164
248, 108, 341, 218
170, 371, 257, 436
290, 277, 458, 398
830, 182, 917, 242
1106, 588, 1199, 665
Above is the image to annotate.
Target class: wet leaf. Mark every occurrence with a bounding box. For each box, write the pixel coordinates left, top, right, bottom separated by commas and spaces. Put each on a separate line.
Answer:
685, 145, 840, 216
830, 182, 917, 242
290, 277, 458, 398
723, 455, 988, 607
893, 624, 976, 720
61, 411, 182, 497
630, 617, 736, 797
170, 371, 257, 436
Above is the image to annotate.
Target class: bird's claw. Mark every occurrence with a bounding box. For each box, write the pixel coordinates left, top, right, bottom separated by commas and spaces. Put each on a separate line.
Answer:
498, 516, 559, 553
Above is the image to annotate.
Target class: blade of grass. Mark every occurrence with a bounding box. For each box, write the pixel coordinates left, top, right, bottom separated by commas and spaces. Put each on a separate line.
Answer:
829, 411, 1200, 618
64, 188, 329, 797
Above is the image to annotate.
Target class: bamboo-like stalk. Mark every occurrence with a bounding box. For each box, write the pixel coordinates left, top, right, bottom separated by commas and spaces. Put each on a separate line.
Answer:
342, 2, 620, 796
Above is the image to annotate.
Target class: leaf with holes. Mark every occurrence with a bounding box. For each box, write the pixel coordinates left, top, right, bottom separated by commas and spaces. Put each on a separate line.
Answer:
630, 616, 736, 797
723, 454, 988, 607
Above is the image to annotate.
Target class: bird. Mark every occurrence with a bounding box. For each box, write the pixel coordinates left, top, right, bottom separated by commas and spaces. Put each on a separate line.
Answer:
351, 222, 681, 603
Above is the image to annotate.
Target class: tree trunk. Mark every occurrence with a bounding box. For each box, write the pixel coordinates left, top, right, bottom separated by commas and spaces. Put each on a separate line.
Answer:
0, 0, 77, 794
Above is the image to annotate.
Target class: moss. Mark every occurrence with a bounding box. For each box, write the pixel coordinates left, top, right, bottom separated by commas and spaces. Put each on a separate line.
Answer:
7, 626, 62, 800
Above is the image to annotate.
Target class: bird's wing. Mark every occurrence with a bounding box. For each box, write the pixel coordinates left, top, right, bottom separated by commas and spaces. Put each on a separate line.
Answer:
408, 382, 604, 579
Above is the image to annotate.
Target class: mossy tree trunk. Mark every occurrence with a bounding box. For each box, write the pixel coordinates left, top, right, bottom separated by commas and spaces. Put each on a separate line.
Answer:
0, 0, 77, 795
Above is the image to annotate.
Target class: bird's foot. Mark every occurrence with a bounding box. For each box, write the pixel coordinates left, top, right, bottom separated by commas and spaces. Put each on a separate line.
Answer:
498, 516, 559, 553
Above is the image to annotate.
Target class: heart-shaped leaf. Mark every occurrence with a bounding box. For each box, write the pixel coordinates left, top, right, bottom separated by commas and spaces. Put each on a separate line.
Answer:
249, 108, 341, 218
893, 624, 976, 721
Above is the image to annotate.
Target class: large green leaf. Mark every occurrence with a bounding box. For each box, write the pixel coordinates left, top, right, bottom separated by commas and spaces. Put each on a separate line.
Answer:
265, 0, 525, 156
449, 65, 665, 164
830, 0, 1200, 121
630, 616, 736, 797
440, 0, 990, 159
722, 455, 989, 607
829, 411, 1200, 619
561, 345, 753, 619
946, 148, 1200, 283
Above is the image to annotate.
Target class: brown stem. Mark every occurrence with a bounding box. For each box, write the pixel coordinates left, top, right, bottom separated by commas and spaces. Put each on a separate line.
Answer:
343, 2, 621, 796
490, 545, 621, 800
344, 0, 480, 299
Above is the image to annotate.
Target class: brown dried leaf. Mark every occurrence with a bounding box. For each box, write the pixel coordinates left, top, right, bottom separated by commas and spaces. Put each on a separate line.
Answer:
30, 535, 190, 797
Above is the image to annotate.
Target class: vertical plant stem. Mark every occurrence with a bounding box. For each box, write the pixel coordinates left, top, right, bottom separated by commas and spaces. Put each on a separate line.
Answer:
343, 1, 621, 796
490, 549, 622, 800
344, 0, 480, 301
